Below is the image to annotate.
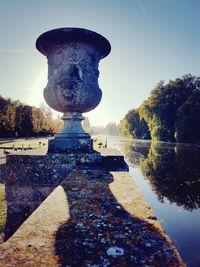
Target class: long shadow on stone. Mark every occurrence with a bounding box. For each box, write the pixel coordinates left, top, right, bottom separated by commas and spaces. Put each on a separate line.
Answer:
1, 153, 77, 241
4, 183, 56, 241
54, 169, 183, 267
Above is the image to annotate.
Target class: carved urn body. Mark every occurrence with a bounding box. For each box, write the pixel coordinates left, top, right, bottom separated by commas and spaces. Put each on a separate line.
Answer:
36, 28, 111, 152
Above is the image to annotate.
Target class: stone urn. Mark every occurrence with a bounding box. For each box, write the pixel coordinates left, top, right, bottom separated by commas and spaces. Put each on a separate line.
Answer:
36, 28, 111, 153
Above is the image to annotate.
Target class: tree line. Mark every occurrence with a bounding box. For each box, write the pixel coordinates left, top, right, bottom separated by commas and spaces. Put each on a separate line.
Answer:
120, 74, 200, 143
83, 117, 120, 136
122, 141, 200, 211
0, 95, 63, 138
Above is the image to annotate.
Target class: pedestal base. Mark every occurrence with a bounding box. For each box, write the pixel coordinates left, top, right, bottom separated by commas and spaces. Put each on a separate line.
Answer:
48, 136, 93, 153
48, 112, 93, 153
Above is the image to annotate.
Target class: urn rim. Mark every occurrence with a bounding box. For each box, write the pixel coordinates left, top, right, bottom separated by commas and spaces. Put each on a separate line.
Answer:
36, 27, 111, 59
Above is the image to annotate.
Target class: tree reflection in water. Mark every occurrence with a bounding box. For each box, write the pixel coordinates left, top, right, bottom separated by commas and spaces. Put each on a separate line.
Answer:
122, 141, 200, 211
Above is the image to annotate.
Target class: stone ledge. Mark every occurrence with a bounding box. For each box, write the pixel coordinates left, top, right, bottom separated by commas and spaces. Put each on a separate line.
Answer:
0, 169, 186, 266
1, 150, 128, 185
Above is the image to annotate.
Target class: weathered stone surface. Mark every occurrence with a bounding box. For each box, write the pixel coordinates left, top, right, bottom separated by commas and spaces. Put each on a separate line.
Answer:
0, 148, 186, 266
48, 135, 93, 153
0, 185, 69, 267
4, 184, 56, 241
40, 40, 103, 114
3, 149, 128, 185
36, 28, 111, 152
0, 148, 128, 242
0, 169, 186, 266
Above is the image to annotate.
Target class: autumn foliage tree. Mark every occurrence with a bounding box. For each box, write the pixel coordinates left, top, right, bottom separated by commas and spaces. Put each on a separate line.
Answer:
0, 96, 63, 138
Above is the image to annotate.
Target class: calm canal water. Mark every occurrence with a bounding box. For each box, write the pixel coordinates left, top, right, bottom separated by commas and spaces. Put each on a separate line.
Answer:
0, 138, 200, 266
107, 136, 200, 267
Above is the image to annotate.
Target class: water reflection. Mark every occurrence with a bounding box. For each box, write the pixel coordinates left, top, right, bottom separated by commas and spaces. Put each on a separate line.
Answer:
122, 141, 200, 211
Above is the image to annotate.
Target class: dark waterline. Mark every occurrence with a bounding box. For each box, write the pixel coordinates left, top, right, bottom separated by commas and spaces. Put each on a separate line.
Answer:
107, 136, 200, 267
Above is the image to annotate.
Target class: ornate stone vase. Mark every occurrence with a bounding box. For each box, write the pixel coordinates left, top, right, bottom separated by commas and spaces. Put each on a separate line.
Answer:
36, 28, 111, 152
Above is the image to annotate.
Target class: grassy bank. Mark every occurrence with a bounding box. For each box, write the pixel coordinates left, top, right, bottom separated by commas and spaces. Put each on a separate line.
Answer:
0, 138, 48, 149
92, 135, 107, 149
0, 184, 6, 243
0, 136, 108, 150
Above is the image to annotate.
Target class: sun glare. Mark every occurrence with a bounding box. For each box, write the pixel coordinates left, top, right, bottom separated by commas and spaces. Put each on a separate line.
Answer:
30, 69, 47, 107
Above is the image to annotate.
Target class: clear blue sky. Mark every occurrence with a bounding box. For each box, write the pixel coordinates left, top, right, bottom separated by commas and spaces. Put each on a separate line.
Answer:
0, 0, 200, 126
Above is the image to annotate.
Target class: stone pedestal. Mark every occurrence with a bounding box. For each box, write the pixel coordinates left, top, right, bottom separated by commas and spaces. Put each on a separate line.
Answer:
48, 112, 93, 153
48, 137, 93, 153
